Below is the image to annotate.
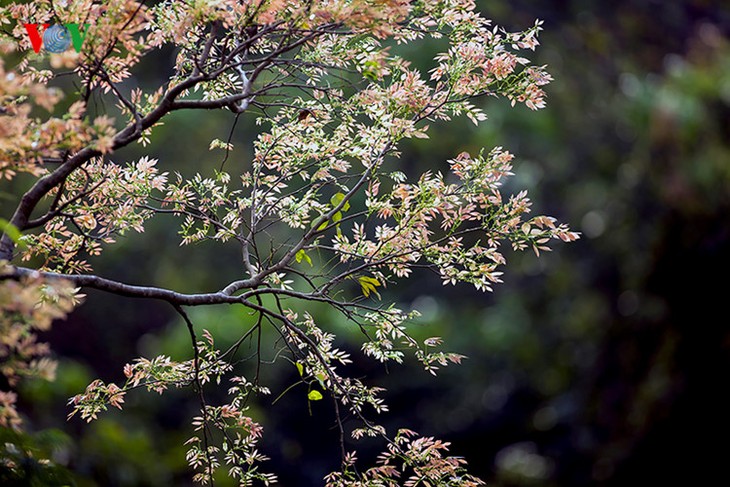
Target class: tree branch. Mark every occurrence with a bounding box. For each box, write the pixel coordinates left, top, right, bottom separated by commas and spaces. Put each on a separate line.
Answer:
7, 267, 244, 305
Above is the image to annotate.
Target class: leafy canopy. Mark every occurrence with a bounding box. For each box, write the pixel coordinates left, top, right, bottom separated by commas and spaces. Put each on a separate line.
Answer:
0, 0, 577, 484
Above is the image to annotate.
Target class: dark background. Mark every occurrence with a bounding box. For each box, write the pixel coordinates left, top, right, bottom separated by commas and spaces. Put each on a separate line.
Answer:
7, 0, 730, 485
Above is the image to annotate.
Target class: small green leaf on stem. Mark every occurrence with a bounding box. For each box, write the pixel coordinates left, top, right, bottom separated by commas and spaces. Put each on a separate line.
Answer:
330, 192, 350, 212
295, 249, 313, 266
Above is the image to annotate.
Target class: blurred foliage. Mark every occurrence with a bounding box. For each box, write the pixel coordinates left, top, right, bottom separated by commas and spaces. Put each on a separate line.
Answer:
0, 427, 75, 486
4, 0, 730, 485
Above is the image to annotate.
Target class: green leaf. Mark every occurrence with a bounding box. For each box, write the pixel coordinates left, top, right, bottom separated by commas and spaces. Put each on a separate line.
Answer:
358, 276, 381, 298
362, 61, 380, 82
332, 211, 342, 223
307, 390, 323, 401
0, 218, 23, 246
330, 192, 350, 212
296, 362, 304, 377
359, 276, 381, 287
295, 249, 313, 266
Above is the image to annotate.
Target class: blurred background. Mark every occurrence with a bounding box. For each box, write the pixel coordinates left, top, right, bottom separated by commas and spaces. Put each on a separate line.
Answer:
6, 0, 730, 485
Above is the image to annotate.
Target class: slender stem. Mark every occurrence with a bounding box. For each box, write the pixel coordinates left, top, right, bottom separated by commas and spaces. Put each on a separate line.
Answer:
174, 304, 215, 486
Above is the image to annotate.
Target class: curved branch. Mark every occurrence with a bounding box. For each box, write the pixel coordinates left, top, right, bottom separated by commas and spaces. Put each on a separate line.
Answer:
7, 267, 243, 305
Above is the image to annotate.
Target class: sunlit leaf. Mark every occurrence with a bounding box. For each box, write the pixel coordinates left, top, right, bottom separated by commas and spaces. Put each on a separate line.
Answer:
0, 218, 23, 246
316, 219, 328, 231
295, 249, 312, 266
358, 276, 381, 298
330, 192, 350, 212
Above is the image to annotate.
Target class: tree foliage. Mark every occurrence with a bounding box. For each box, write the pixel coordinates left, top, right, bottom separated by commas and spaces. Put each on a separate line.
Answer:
0, 0, 576, 484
